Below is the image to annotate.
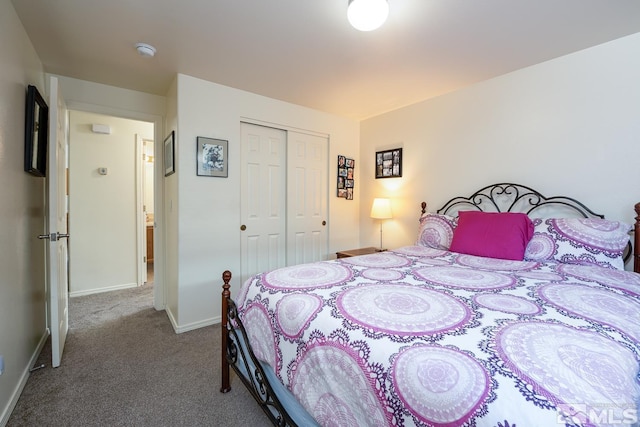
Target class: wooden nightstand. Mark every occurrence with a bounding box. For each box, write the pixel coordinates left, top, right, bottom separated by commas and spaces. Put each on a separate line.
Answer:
336, 247, 383, 258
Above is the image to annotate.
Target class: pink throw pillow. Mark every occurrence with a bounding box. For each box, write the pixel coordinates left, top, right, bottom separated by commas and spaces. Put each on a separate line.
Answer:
450, 211, 534, 260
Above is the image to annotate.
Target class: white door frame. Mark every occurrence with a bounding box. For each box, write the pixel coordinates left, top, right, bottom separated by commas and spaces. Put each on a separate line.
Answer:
65, 101, 165, 310
136, 134, 147, 285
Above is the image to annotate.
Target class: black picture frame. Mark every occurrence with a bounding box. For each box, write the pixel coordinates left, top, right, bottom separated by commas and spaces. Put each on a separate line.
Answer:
337, 155, 355, 200
196, 137, 228, 177
375, 148, 402, 179
24, 85, 49, 177
164, 131, 175, 177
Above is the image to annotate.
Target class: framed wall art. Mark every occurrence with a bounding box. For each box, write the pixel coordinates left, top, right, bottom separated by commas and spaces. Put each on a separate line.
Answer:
24, 85, 49, 177
337, 155, 354, 200
375, 148, 402, 179
164, 130, 175, 177
197, 136, 228, 177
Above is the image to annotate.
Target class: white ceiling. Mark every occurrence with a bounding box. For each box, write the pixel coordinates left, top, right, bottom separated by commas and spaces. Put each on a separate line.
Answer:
12, 0, 640, 120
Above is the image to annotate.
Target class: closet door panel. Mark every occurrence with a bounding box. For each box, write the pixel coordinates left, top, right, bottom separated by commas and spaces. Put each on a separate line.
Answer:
241, 123, 287, 282
287, 131, 328, 265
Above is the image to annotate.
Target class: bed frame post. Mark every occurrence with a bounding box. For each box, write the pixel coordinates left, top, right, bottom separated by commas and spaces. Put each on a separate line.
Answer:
634, 203, 640, 274
220, 270, 232, 393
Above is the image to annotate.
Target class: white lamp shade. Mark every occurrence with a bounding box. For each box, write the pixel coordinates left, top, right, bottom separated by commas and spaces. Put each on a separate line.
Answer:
347, 0, 389, 31
370, 198, 392, 219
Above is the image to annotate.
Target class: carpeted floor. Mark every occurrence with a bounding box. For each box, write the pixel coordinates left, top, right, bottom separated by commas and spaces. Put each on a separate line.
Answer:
7, 280, 271, 427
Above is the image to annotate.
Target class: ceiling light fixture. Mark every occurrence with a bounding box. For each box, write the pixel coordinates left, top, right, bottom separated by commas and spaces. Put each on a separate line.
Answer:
347, 0, 389, 32
135, 43, 156, 58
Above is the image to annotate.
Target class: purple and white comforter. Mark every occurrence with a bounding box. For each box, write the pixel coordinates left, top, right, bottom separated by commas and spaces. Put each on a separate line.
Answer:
236, 246, 640, 427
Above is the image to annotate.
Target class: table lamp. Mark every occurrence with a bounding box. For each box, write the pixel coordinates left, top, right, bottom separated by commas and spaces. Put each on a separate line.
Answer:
370, 198, 392, 251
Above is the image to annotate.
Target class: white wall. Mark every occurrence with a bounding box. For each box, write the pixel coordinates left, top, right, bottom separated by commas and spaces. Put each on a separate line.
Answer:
170, 74, 360, 332
359, 32, 640, 264
53, 76, 167, 119
68, 110, 154, 296
0, 2, 48, 424
164, 77, 179, 326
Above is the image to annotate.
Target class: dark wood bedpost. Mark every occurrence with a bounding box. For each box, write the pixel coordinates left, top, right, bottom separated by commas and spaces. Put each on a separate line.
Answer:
421, 201, 427, 215
220, 270, 232, 393
635, 204, 640, 274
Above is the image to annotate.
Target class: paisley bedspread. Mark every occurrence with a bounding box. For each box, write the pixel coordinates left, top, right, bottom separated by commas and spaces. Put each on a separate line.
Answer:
235, 246, 640, 427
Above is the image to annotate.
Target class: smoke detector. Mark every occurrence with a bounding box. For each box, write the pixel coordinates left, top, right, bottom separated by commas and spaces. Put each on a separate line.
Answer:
135, 43, 156, 58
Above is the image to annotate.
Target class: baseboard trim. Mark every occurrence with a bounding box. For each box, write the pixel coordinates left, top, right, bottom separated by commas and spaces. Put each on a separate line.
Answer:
165, 306, 179, 332
0, 329, 49, 427
165, 307, 220, 334
69, 282, 137, 298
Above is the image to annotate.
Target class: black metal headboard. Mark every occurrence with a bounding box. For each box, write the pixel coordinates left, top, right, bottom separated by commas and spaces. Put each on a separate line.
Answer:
424, 182, 631, 264
435, 183, 603, 219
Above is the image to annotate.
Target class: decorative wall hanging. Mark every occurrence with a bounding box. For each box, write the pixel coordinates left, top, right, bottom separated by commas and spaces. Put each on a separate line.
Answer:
164, 130, 175, 177
197, 137, 228, 177
337, 155, 355, 200
375, 148, 402, 179
24, 85, 49, 177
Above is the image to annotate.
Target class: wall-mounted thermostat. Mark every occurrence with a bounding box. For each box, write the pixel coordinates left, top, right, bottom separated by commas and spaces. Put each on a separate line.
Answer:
98, 167, 108, 175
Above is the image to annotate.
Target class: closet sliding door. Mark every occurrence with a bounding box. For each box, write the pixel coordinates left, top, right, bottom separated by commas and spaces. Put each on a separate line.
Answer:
287, 131, 328, 266
240, 123, 287, 282
240, 123, 328, 284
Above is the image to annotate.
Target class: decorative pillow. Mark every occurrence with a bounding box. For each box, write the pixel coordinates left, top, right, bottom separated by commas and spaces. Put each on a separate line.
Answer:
449, 211, 534, 260
416, 213, 458, 250
524, 218, 631, 270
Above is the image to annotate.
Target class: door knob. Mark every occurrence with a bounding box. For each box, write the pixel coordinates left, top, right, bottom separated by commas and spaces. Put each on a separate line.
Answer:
38, 232, 69, 241
240, 225, 246, 231
322, 221, 326, 226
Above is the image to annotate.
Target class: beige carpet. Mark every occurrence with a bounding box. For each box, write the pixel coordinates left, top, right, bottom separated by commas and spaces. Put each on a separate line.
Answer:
7, 280, 270, 426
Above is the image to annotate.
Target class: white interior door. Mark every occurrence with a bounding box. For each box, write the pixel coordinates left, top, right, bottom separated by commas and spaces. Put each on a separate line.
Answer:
240, 123, 287, 283
46, 76, 69, 368
287, 131, 328, 265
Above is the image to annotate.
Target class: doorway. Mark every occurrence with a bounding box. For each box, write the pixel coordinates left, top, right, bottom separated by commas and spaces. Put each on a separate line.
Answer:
67, 111, 156, 297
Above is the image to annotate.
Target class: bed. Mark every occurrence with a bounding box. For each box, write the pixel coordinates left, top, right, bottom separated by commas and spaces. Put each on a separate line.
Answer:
221, 183, 640, 427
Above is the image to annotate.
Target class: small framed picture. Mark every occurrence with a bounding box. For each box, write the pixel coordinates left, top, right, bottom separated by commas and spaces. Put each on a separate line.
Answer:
24, 85, 49, 177
197, 137, 228, 177
375, 148, 402, 179
164, 131, 175, 177
337, 155, 355, 200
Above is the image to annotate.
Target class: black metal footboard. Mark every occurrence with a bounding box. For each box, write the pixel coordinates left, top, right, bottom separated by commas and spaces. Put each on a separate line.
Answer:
220, 271, 298, 427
